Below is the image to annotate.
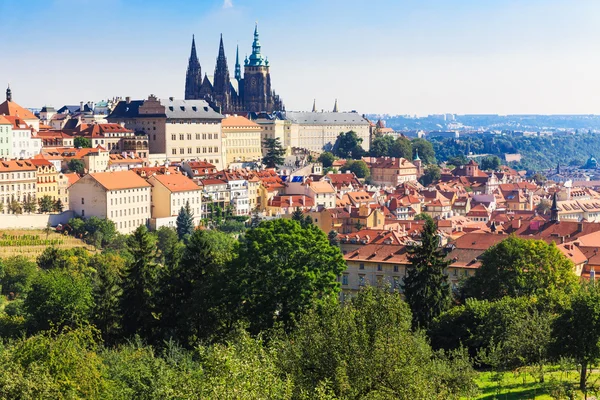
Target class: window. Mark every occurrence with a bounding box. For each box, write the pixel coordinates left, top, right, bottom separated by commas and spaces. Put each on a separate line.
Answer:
342, 274, 348, 285
187, 134, 192, 140
81, 209, 85, 216
180, 134, 184, 140
172, 149, 177, 155
377, 264, 382, 271
359, 263, 365, 270
81, 198, 84, 204
180, 148, 184, 154
393, 265, 399, 273
359, 275, 366, 287
171, 134, 176, 140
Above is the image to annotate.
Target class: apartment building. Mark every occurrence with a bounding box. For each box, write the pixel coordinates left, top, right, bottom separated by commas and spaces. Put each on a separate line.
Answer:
0, 159, 37, 213
147, 172, 202, 227
222, 115, 262, 166
68, 170, 152, 234
31, 158, 60, 202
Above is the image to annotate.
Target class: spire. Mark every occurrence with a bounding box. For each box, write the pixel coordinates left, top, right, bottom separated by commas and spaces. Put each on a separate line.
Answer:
5, 84, 11, 102
248, 22, 266, 66
312, 99, 316, 112
333, 98, 339, 112
234, 44, 242, 80
550, 192, 559, 222
185, 35, 202, 100
414, 149, 421, 161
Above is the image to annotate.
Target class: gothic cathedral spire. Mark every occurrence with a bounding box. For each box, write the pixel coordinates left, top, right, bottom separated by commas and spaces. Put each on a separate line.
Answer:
5, 84, 11, 102
312, 99, 316, 112
234, 44, 242, 81
184, 35, 202, 100
333, 99, 339, 112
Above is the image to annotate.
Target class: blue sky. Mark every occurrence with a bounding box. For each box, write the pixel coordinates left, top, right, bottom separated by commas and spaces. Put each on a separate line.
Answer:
1, 0, 599, 115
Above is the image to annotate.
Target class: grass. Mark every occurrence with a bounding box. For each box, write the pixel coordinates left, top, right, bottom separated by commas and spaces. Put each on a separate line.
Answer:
472, 368, 600, 399
0, 229, 93, 260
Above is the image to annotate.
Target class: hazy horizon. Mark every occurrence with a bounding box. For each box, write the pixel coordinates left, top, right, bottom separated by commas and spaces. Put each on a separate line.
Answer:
2, 0, 599, 116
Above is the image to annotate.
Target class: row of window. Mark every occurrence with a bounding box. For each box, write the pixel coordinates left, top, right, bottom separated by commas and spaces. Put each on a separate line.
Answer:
171, 133, 219, 141
0, 172, 34, 180
107, 194, 149, 206
0, 183, 35, 191
110, 207, 148, 218
171, 147, 219, 155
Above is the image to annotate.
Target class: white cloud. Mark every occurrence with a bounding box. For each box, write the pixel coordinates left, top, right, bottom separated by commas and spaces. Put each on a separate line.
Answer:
223, 0, 233, 9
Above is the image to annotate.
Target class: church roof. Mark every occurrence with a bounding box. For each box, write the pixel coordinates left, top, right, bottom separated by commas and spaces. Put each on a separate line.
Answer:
0, 100, 38, 120
283, 111, 369, 125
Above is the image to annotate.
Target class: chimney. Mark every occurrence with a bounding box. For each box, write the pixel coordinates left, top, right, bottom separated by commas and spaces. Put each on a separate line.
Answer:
126, 97, 131, 104
80, 101, 84, 112
591, 267, 596, 281
577, 221, 584, 233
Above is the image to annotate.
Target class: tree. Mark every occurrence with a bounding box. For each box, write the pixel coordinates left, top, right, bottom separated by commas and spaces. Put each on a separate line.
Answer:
120, 226, 161, 341
420, 164, 441, 186
390, 136, 413, 159
90, 253, 125, 343
462, 236, 578, 301
74, 136, 92, 148
235, 218, 346, 334
291, 207, 305, 222
22, 196, 37, 213
479, 156, 501, 171
8, 199, 22, 214
411, 138, 436, 164
532, 172, 547, 184
370, 134, 395, 157
275, 287, 478, 399
536, 198, 551, 215
38, 195, 54, 213
68, 159, 86, 174
317, 151, 335, 168
414, 212, 434, 223
446, 155, 468, 167
552, 283, 600, 394
328, 230, 339, 247
161, 230, 238, 344
333, 131, 365, 159
176, 201, 195, 241
53, 199, 64, 213
1, 256, 38, 296
84, 217, 117, 248
24, 269, 93, 333
402, 217, 451, 329
341, 160, 370, 179
155, 226, 182, 267
262, 137, 285, 168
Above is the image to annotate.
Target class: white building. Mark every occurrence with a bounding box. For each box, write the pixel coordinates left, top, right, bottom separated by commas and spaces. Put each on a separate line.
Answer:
5, 116, 41, 159
68, 170, 152, 234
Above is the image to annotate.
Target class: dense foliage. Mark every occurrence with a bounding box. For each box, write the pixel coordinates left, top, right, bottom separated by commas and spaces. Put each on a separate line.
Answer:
262, 137, 286, 168
333, 131, 366, 159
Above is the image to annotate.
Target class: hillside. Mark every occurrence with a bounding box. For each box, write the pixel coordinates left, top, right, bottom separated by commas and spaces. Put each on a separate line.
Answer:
0, 229, 92, 260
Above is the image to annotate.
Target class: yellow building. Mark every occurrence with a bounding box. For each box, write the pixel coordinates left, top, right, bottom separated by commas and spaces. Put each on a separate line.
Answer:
147, 172, 203, 228
222, 115, 262, 166
363, 156, 417, 187
31, 159, 60, 202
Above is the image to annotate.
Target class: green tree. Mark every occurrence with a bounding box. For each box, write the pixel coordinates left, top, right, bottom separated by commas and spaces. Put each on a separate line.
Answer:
24, 269, 93, 332
317, 151, 336, 168
414, 212, 434, 223
8, 199, 22, 214
38, 195, 54, 213
1, 256, 38, 296
390, 136, 413, 159
23, 195, 37, 213
532, 172, 547, 184
74, 136, 92, 148
68, 159, 86, 174
90, 253, 125, 342
262, 137, 285, 168
552, 283, 600, 393
120, 226, 161, 341
536, 198, 551, 215
155, 226, 182, 267
370, 134, 395, 157
161, 230, 238, 344
84, 217, 117, 248
462, 236, 578, 301
333, 131, 365, 159
479, 155, 501, 171
328, 230, 339, 247
275, 287, 479, 399
446, 155, 468, 167
53, 198, 64, 213
411, 138, 436, 164
176, 201, 195, 241
402, 217, 451, 329
235, 218, 346, 334
341, 159, 370, 179
420, 164, 442, 186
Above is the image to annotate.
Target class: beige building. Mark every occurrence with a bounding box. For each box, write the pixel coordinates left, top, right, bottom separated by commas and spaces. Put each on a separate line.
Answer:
222, 115, 262, 166
147, 172, 202, 227
0, 159, 37, 213
68, 170, 152, 234
108, 95, 224, 169
363, 156, 418, 187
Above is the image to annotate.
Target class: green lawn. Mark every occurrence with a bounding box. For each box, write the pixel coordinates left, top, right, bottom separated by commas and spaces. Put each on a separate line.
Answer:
472, 368, 600, 399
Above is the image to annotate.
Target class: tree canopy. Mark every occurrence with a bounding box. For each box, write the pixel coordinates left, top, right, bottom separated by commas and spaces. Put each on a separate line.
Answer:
317, 151, 335, 168
333, 131, 365, 159
262, 137, 285, 168
341, 159, 370, 178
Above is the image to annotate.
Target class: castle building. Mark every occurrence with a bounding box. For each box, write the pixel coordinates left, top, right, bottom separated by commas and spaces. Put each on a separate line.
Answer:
184, 24, 284, 114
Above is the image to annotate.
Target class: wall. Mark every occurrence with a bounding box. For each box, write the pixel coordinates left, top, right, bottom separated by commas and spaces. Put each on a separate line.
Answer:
0, 210, 75, 229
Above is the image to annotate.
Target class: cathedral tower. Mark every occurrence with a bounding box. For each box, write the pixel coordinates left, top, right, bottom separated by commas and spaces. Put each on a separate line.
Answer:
184, 36, 202, 100
243, 23, 275, 113
213, 34, 232, 113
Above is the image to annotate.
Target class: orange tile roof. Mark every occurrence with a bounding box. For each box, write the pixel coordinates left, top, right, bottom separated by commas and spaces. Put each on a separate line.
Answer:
29, 158, 53, 167
221, 115, 261, 128
0, 159, 37, 172
0, 115, 11, 125
64, 173, 81, 186
0, 100, 38, 120
309, 180, 335, 194
88, 170, 151, 191
151, 173, 200, 193
2, 115, 32, 130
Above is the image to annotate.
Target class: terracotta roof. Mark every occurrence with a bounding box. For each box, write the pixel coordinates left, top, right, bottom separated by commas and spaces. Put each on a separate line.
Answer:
199, 178, 227, 186
309, 180, 335, 194
0, 100, 38, 120
64, 173, 81, 186
221, 115, 261, 128
268, 195, 314, 208
29, 158, 53, 167
344, 244, 410, 265
363, 156, 416, 170
557, 243, 588, 266
150, 173, 200, 193
0, 115, 11, 125
2, 115, 32, 130
0, 159, 36, 172
88, 170, 151, 191
77, 123, 134, 137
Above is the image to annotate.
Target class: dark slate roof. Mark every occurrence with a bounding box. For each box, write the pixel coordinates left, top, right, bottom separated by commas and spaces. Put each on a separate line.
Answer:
108, 99, 223, 120
57, 105, 81, 114
40, 106, 56, 112
107, 100, 152, 119
283, 111, 369, 125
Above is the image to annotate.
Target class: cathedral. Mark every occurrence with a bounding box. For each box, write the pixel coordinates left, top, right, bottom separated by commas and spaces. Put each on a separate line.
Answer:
184, 24, 284, 114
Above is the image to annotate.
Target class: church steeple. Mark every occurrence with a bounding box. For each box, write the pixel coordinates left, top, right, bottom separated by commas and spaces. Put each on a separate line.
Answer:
5, 84, 11, 102
312, 99, 316, 112
550, 192, 559, 222
184, 35, 202, 100
248, 22, 266, 66
213, 34, 232, 113
234, 44, 242, 80
333, 99, 339, 112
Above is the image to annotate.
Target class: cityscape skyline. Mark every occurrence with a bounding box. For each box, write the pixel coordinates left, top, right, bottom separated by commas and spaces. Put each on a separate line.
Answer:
1, 0, 600, 115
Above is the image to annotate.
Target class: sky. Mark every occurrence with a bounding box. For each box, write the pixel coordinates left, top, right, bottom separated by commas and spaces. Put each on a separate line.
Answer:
1, 0, 600, 115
